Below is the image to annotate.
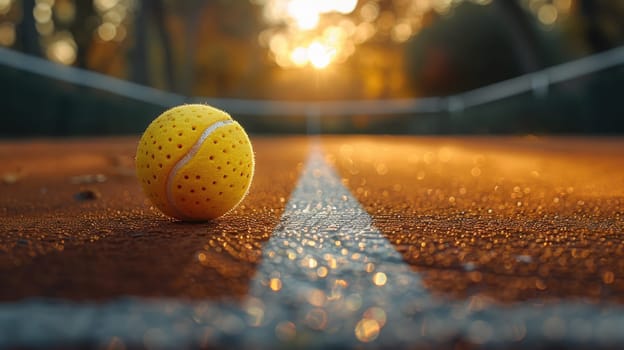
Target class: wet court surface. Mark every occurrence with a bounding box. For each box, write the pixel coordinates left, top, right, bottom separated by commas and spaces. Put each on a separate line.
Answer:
1, 136, 623, 349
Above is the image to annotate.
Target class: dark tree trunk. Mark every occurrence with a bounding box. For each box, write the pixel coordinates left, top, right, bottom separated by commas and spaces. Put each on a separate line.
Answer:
580, 0, 611, 52
70, 1, 96, 68
131, 0, 149, 85
149, 0, 176, 91
492, 0, 544, 72
17, 0, 41, 57
131, 0, 176, 91
182, 7, 203, 95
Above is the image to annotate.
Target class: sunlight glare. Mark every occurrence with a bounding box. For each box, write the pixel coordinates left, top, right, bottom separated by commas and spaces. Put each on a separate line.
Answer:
334, 0, 358, 14
256, 0, 363, 69
254, 0, 544, 70
287, 0, 319, 30
308, 41, 334, 69
290, 46, 308, 67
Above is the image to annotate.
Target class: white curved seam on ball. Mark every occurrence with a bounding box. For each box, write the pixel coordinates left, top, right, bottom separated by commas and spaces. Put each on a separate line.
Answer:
166, 119, 234, 219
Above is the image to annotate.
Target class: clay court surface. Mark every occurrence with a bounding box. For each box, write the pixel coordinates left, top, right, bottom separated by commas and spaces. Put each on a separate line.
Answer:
1, 136, 624, 348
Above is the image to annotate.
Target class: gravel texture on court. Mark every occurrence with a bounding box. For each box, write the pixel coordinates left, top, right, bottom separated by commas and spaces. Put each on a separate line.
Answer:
324, 136, 624, 304
1, 136, 624, 349
0, 137, 307, 300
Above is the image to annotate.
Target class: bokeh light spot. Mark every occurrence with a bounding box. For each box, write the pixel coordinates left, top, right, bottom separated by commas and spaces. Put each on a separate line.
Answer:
355, 318, 380, 342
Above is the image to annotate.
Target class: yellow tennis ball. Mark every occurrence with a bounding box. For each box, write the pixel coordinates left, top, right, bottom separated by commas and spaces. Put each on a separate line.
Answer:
136, 104, 254, 221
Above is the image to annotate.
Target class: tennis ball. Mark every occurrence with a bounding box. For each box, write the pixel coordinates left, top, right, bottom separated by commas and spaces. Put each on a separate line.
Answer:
136, 104, 254, 221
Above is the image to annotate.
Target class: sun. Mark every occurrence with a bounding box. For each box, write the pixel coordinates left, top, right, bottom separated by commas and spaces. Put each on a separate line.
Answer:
257, 0, 358, 69
307, 42, 334, 69
286, 42, 336, 70
287, 0, 320, 30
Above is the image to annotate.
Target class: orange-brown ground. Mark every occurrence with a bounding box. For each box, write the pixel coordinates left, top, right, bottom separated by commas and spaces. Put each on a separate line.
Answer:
0, 137, 307, 300
1, 136, 624, 305
324, 136, 624, 303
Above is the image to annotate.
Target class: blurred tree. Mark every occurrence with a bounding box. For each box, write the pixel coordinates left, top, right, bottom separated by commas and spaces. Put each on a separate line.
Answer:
16, 0, 41, 57
131, 0, 175, 91
405, 2, 532, 96
579, 0, 624, 53
68, 1, 97, 69
184, 0, 264, 97
131, 0, 148, 85
167, 0, 207, 95
491, 0, 544, 72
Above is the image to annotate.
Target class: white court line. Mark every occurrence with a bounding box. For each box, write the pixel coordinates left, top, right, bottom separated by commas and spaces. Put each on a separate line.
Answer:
2, 146, 624, 349
243, 145, 434, 347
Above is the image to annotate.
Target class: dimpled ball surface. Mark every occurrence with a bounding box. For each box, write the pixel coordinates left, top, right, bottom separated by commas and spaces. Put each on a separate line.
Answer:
136, 104, 254, 221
